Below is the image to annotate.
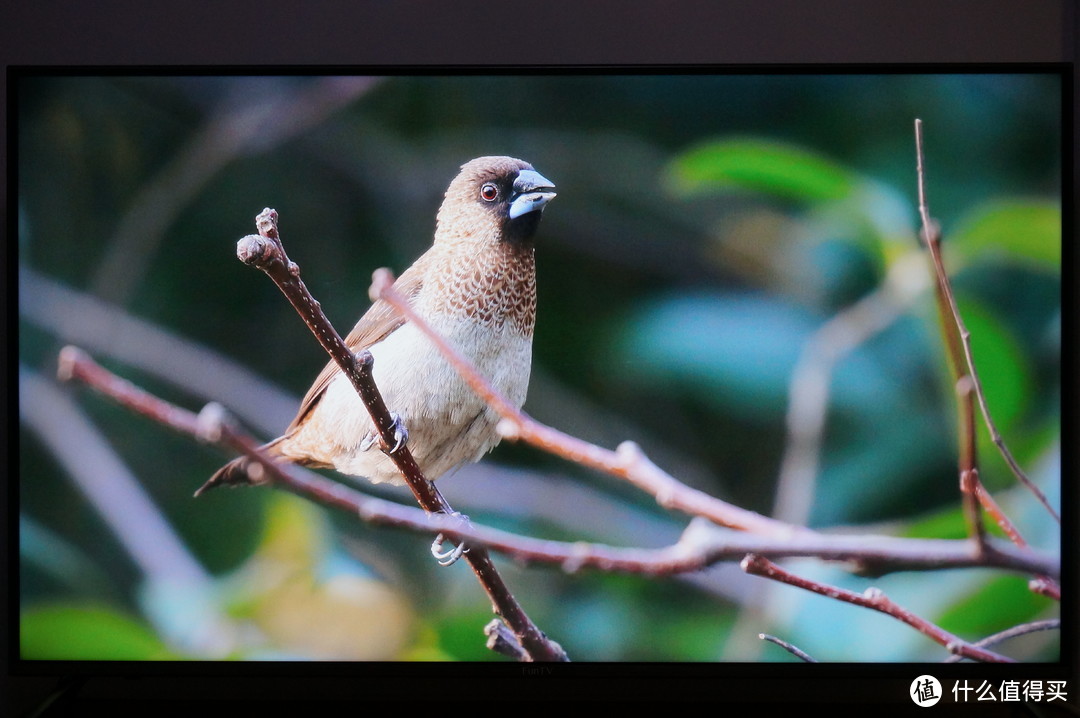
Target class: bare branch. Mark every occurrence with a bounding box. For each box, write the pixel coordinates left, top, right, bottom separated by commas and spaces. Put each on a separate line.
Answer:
53, 153, 1061, 661
741, 555, 1014, 663
485, 620, 528, 661
943, 620, 1060, 663
914, 119, 1058, 523
758, 634, 818, 663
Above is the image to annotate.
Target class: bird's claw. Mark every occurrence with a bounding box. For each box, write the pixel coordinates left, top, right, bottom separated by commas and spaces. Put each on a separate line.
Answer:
387, 413, 409, 454
358, 412, 409, 455
432, 537, 468, 566
358, 431, 377, 452
431, 512, 470, 566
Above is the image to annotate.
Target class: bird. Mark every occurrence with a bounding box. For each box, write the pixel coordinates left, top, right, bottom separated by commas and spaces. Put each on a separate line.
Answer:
204, 156, 556, 493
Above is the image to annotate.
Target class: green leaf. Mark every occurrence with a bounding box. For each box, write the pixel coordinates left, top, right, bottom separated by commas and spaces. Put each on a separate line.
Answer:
950, 200, 1061, 269
934, 576, 1054, 641
668, 138, 856, 202
954, 296, 1032, 440
902, 505, 972, 541
21, 604, 178, 660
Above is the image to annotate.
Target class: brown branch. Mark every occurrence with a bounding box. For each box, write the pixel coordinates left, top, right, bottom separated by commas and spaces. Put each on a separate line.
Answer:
56, 347, 1059, 582
366, 237, 1059, 581
484, 620, 527, 661
741, 555, 1014, 663
915, 123, 985, 550
1029, 577, 1061, 601
914, 119, 1058, 524
915, 122, 1059, 605
956, 378, 988, 551
231, 209, 566, 662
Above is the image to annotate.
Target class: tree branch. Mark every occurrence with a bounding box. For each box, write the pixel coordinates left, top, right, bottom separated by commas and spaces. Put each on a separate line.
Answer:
914, 119, 1058, 524
741, 554, 1015, 663
943, 619, 1061, 663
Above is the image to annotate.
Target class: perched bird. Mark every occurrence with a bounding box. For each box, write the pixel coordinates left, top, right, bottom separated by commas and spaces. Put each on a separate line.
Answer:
207, 156, 555, 490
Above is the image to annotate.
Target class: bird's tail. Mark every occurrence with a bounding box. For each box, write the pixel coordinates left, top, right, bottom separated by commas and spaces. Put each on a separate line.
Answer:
196, 436, 289, 497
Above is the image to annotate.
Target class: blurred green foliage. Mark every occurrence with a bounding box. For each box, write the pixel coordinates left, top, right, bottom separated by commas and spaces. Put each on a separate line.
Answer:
17, 72, 1061, 662
670, 138, 856, 202
21, 605, 178, 661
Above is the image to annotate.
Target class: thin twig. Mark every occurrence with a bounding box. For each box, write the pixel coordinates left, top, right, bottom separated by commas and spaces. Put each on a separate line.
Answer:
915, 124, 986, 549
957, 378, 988, 551
914, 119, 1058, 523
1029, 578, 1061, 601
485, 620, 528, 661
758, 634, 818, 663
741, 554, 1014, 663
943, 619, 1060, 663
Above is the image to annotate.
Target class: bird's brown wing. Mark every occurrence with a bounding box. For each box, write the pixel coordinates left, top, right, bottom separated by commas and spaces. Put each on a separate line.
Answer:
283, 257, 429, 434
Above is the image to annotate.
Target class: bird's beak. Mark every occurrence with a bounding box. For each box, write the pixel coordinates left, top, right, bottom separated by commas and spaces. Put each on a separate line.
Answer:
508, 169, 557, 219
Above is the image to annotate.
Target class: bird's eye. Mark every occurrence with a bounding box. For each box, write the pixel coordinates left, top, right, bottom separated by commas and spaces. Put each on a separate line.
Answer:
480, 182, 499, 202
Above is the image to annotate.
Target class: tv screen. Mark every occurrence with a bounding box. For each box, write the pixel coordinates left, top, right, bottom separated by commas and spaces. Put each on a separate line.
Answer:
14, 67, 1067, 701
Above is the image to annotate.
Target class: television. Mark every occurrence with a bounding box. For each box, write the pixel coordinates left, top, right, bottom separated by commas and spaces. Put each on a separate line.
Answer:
9, 5, 1073, 711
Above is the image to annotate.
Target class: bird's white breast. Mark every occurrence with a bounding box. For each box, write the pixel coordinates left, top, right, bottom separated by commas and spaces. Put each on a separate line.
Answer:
317, 315, 531, 483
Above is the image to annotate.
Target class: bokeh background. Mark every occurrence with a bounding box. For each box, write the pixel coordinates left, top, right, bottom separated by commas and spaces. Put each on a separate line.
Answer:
17, 73, 1062, 662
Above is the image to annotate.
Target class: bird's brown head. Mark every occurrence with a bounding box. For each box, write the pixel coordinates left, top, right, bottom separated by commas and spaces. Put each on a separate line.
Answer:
435, 156, 556, 247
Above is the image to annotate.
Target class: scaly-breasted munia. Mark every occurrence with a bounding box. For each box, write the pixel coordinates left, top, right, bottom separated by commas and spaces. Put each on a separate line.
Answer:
208, 156, 555, 488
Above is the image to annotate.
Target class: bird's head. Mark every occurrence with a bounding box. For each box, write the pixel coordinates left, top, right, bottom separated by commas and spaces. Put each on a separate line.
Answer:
435, 156, 556, 247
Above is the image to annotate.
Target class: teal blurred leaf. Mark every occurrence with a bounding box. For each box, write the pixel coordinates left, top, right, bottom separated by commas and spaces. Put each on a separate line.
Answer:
951, 200, 1061, 269
614, 292, 900, 420
21, 604, 178, 660
668, 138, 856, 202
615, 293, 815, 418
